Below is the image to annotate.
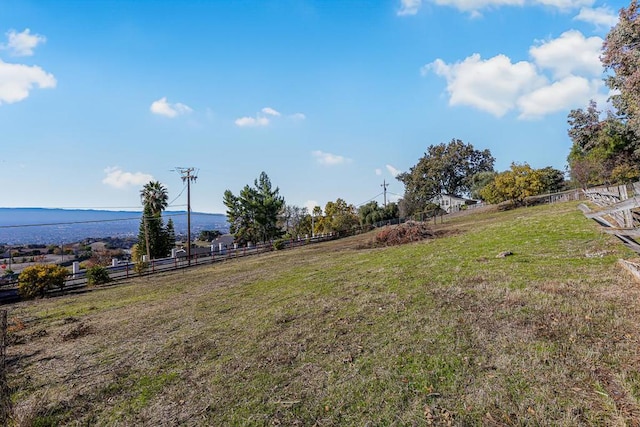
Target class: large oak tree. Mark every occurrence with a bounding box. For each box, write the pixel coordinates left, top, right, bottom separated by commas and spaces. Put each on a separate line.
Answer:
397, 139, 494, 215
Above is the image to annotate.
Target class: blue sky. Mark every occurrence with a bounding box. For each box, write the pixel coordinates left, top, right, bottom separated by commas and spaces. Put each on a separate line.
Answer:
0, 0, 624, 214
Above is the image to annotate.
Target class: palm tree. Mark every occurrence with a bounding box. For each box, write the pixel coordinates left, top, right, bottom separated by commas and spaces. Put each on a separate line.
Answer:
139, 181, 169, 261
140, 181, 169, 216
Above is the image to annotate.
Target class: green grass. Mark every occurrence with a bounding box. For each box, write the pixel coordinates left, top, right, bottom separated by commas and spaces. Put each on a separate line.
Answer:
5, 201, 640, 426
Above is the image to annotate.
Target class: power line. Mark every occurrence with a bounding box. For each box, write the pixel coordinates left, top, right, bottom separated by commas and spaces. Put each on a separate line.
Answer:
0, 211, 191, 229
168, 184, 188, 206
356, 192, 384, 207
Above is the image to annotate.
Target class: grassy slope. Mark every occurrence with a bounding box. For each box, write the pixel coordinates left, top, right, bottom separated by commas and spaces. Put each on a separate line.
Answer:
5, 201, 640, 426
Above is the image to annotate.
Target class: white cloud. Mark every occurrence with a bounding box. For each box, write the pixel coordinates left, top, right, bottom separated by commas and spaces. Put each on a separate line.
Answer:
433, 0, 523, 13
102, 167, 154, 189
312, 150, 351, 166
398, 0, 422, 15
234, 116, 270, 127
386, 164, 401, 177
0, 59, 56, 105
425, 29, 608, 119
1, 29, 46, 56
575, 6, 618, 28
533, 0, 593, 10
261, 107, 281, 116
236, 107, 306, 127
305, 200, 320, 213
150, 97, 193, 118
375, 168, 382, 176
423, 0, 592, 14
425, 54, 546, 117
290, 112, 306, 120
517, 76, 602, 119
530, 30, 603, 78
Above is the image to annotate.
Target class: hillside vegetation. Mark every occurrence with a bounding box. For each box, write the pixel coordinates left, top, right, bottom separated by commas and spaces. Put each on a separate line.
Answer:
5, 201, 640, 426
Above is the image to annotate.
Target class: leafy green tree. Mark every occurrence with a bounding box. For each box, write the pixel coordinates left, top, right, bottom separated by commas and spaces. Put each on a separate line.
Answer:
359, 201, 399, 226
280, 204, 311, 237
359, 201, 383, 226
18, 264, 68, 299
311, 206, 323, 236
298, 213, 312, 237
481, 163, 545, 205
567, 100, 602, 154
165, 218, 176, 252
86, 265, 111, 286
322, 198, 358, 233
483, 166, 564, 198
565, 6, 640, 187
131, 243, 148, 275
137, 181, 173, 259
137, 206, 173, 259
610, 162, 640, 183
198, 230, 222, 241
567, 101, 639, 186
538, 167, 567, 193
398, 139, 495, 215
469, 171, 498, 200
224, 172, 285, 245
383, 202, 399, 220
223, 190, 249, 243
602, 0, 640, 136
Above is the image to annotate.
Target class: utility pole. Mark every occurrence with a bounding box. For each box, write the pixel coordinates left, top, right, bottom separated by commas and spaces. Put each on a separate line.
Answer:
176, 167, 198, 265
381, 180, 389, 207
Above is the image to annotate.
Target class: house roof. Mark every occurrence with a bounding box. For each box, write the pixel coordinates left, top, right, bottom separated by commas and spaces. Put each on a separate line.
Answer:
211, 234, 235, 246
433, 194, 477, 203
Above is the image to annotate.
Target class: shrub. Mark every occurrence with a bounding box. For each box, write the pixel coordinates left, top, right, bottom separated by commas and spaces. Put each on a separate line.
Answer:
374, 221, 434, 246
18, 264, 68, 299
131, 243, 149, 276
273, 239, 287, 251
86, 265, 111, 286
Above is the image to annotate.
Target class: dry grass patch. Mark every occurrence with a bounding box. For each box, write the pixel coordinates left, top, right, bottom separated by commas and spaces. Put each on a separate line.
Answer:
4, 201, 640, 425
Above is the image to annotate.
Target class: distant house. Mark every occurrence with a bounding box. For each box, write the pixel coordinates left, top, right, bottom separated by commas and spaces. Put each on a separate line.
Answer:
431, 194, 479, 213
210, 234, 236, 251
174, 246, 214, 258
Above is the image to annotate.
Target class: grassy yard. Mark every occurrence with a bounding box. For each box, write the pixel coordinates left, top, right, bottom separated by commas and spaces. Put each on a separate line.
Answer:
4, 201, 640, 426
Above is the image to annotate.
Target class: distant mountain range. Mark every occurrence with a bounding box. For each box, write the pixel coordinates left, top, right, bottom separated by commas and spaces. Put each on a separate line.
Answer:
0, 208, 229, 245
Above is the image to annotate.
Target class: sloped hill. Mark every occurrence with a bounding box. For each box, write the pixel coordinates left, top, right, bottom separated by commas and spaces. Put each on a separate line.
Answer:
4, 201, 640, 426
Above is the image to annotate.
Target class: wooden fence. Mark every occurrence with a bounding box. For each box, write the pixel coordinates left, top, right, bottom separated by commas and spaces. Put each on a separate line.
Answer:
579, 182, 640, 279
579, 182, 640, 253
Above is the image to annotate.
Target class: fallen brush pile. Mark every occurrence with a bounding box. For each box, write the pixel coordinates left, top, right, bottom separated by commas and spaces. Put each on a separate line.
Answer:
374, 221, 435, 246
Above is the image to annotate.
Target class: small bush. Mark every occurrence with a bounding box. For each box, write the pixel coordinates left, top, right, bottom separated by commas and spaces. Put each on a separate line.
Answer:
18, 264, 68, 299
86, 265, 111, 286
134, 261, 149, 276
273, 239, 287, 251
374, 221, 434, 246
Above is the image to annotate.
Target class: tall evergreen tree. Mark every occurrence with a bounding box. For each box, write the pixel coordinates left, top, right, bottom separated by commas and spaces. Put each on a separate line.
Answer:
224, 172, 285, 245
165, 218, 176, 254
138, 181, 172, 259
